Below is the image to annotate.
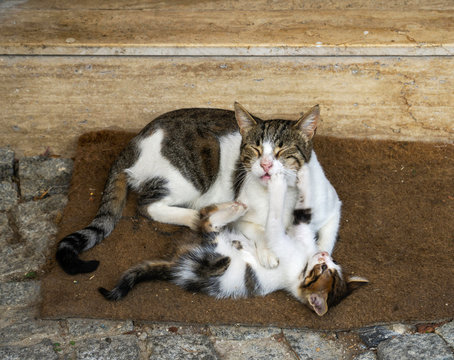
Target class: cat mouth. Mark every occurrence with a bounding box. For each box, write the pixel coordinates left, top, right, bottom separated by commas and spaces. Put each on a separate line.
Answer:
260, 173, 271, 182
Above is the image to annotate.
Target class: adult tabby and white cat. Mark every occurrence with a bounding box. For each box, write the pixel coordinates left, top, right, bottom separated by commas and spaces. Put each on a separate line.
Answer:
56, 103, 341, 275
99, 170, 367, 316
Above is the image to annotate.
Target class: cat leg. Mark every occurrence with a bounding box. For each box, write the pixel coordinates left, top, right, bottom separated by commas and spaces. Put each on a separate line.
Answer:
316, 211, 340, 255
144, 201, 200, 230
294, 164, 312, 226
199, 201, 248, 233
291, 165, 319, 252
295, 163, 341, 255
266, 172, 287, 240
137, 177, 201, 230
252, 171, 287, 268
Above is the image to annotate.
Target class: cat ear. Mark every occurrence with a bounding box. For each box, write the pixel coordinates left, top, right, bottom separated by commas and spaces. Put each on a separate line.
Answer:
346, 276, 369, 293
308, 293, 328, 316
234, 102, 257, 135
294, 105, 320, 139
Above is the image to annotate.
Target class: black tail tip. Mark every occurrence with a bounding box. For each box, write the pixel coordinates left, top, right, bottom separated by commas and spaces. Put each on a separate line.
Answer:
56, 248, 100, 275
98, 287, 112, 299
98, 287, 122, 301
78, 259, 100, 274
56, 252, 99, 275
61, 259, 100, 275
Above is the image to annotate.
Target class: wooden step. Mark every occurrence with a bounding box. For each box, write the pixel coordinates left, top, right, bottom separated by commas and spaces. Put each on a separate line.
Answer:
1, 0, 453, 56
0, 0, 453, 156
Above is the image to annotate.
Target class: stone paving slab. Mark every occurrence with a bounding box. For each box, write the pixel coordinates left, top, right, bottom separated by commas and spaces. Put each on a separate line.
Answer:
0, 212, 14, 244
377, 333, 454, 360
0, 339, 59, 360
67, 319, 134, 338
64, 335, 140, 360
358, 326, 401, 348
1, 195, 67, 281
0, 148, 14, 181
0, 317, 62, 347
354, 351, 378, 360
209, 325, 282, 340
18, 156, 73, 200
0, 148, 453, 359
148, 334, 217, 360
0, 181, 18, 211
0, 281, 41, 307
437, 321, 454, 349
284, 329, 351, 359
213, 336, 294, 360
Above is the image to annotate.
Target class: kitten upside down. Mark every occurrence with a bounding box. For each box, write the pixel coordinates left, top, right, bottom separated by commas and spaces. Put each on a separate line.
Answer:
100, 174, 367, 316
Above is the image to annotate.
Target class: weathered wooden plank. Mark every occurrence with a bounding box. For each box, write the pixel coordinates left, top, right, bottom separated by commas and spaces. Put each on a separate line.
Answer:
1, 56, 452, 157
0, 7, 453, 55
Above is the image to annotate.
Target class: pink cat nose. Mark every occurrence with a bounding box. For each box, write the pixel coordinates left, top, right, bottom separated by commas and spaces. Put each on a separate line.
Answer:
260, 160, 273, 173
320, 251, 329, 257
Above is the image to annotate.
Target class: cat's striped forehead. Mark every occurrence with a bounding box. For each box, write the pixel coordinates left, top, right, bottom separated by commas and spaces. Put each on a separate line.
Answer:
249, 120, 305, 145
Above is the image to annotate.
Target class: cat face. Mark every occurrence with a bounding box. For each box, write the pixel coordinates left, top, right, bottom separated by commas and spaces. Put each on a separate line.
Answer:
297, 251, 368, 316
234, 102, 319, 187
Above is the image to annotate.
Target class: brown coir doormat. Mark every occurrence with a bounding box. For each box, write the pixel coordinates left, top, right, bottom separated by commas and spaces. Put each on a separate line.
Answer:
41, 131, 454, 330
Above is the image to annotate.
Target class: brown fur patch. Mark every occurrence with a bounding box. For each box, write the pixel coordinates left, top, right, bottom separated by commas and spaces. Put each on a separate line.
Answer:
199, 204, 220, 218
198, 217, 214, 233
198, 205, 218, 233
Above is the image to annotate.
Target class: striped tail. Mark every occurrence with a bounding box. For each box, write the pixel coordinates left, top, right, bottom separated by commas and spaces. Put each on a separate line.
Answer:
98, 261, 174, 301
56, 167, 129, 275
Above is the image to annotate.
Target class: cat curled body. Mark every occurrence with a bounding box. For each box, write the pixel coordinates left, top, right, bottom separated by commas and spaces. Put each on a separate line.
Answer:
57, 102, 341, 275
99, 170, 367, 316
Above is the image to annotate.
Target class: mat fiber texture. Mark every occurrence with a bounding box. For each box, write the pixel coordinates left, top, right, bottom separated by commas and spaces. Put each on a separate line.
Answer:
41, 131, 454, 330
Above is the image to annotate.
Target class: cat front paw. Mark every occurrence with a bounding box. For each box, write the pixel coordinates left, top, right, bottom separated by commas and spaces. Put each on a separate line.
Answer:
256, 246, 279, 269
268, 171, 287, 197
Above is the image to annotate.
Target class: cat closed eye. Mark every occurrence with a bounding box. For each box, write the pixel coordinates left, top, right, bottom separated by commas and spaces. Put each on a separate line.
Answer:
274, 149, 284, 158
251, 146, 262, 156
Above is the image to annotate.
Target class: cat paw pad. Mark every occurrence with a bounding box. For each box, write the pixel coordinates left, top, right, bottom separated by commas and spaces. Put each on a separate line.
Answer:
231, 201, 248, 213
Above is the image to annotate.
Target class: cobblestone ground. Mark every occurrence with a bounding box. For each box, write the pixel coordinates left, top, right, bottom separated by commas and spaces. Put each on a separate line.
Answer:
0, 147, 453, 360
